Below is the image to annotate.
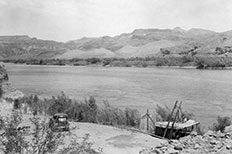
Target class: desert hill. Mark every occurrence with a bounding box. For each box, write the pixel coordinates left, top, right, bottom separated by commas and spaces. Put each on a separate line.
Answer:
1, 28, 232, 59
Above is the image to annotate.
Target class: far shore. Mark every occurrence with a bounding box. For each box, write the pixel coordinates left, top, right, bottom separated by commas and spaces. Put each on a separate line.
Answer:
2, 55, 232, 70
4, 62, 232, 70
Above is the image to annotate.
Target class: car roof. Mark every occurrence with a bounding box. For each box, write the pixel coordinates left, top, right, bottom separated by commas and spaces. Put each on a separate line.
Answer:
53, 113, 68, 117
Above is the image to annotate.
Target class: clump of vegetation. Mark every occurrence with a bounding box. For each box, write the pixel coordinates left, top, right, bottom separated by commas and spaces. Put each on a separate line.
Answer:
0, 111, 27, 154
0, 111, 64, 154
97, 102, 140, 128
211, 116, 231, 132
0, 111, 101, 154
17, 93, 141, 128
154, 104, 194, 122
26, 117, 64, 154
155, 105, 171, 121
196, 126, 206, 136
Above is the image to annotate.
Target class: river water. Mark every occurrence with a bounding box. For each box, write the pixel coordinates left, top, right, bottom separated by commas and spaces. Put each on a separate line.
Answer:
4, 63, 232, 128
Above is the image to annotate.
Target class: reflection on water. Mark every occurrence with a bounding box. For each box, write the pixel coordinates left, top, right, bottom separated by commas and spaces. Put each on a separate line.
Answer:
5, 63, 232, 127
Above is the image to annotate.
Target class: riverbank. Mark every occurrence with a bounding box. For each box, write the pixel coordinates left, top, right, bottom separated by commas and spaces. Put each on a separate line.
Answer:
2, 55, 232, 70
5, 61, 232, 71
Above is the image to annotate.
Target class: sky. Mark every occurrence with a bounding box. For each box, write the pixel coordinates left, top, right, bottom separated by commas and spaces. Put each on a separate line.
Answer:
0, 0, 232, 42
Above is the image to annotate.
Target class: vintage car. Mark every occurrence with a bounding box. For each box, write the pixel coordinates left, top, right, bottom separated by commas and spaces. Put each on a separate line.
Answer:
49, 113, 70, 131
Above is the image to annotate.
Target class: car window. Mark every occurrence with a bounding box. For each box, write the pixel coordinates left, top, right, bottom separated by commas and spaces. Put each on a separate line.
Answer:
58, 117, 67, 122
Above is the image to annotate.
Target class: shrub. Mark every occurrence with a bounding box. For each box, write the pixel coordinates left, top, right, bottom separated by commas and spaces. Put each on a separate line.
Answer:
48, 92, 72, 115
155, 104, 194, 122
211, 116, 231, 132
83, 96, 98, 123
0, 111, 27, 154
26, 117, 64, 154
124, 108, 140, 128
87, 58, 101, 64
155, 105, 171, 121
196, 126, 206, 135
97, 102, 125, 126
13, 99, 22, 110
97, 102, 140, 128
182, 55, 194, 64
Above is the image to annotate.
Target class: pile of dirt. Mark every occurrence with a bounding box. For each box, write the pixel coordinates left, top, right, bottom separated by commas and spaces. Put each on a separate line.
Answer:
141, 128, 232, 154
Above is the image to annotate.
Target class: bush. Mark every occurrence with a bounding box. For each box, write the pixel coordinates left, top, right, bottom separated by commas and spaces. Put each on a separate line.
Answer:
0, 111, 26, 154
48, 92, 72, 115
124, 108, 140, 127
211, 116, 231, 132
155, 105, 171, 121
97, 102, 125, 126
97, 102, 140, 128
196, 126, 206, 135
13, 99, 22, 110
155, 104, 194, 122
26, 117, 64, 154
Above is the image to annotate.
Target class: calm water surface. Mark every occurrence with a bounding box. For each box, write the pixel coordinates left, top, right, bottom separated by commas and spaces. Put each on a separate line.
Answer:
5, 63, 232, 127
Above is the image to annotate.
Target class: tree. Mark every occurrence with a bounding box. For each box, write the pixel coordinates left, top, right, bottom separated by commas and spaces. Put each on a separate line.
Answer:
211, 116, 231, 132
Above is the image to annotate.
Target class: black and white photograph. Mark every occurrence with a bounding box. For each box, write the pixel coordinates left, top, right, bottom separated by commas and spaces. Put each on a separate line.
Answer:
0, 0, 232, 153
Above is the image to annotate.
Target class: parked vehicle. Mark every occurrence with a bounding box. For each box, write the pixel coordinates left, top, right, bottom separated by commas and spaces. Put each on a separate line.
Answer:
49, 113, 70, 132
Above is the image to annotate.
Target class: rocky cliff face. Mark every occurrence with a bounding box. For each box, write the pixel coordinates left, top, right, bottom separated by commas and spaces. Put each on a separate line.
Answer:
0, 35, 67, 59
0, 62, 24, 99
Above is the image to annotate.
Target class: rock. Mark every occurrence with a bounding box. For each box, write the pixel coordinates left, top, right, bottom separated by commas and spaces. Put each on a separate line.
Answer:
142, 127, 232, 154
150, 149, 162, 154
216, 131, 225, 138
225, 133, 231, 139
210, 140, 218, 145
192, 135, 204, 144
166, 148, 179, 154
226, 140, 232, 150
190, 131, 197, 137
194, 143, 201, 149
204, 130, 215, 137
169, 139, 179, 145
169, 152, 178, 154
155, 145, 163, 149
226, 145, 231, 150
225, 125, 232, 133
174, 145, 183, 150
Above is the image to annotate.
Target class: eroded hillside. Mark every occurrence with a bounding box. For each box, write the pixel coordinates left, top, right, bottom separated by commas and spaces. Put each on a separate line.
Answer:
1, 28, 232, 59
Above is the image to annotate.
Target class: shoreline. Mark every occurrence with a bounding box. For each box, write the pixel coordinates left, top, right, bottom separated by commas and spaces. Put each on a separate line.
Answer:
4, 62, 232, 70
